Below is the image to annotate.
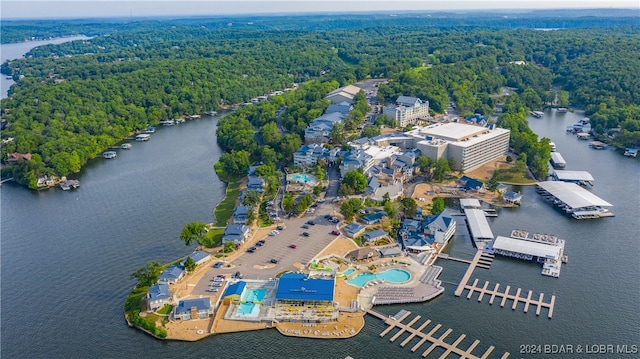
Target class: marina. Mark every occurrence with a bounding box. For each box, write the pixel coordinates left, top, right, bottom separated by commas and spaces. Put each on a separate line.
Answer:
549, 152, 566, 168
367, 309, 510, 358
536, 181, 614, 219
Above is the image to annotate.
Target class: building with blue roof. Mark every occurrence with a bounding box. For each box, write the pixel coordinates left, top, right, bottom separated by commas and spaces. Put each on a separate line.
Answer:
147, 283, 172, 312
158, 265, 185, 284
343, 222, 366, 238
174, 298, 214, 320
400, 210, 456, 253
459, 176, 485, 191
247, 176, 265, 192
233, 205, 250, 224
275, 273, 335, 304
223, 281, 247, 303
360, 211, 387, 225
362, 229, 388, 242
183, 250, 211, 266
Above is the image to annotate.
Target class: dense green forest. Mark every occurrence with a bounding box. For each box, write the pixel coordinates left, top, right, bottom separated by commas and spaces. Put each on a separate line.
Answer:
1, 14, 638, 187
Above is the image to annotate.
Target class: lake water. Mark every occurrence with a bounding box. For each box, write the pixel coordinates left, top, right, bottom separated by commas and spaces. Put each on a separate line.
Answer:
1, 38, 639, 358
1, 36, 91, 99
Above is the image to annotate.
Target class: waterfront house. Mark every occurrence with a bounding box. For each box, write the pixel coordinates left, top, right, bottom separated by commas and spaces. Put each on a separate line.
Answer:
503, 191, 523, 205
246, 177, 265, 192
174, 298, 214, 320
343, 223, 366, 238
183, 250, 211, 266
459, 176, 485, 191
400, 210, 456, 252
362, 229, 388, 243
233, 206, 250, 224
222, 224, 251, 245
147, 283, 172, 312
422, 210, 456, 246
158, 265, 185, 284
35, 175, 57, 188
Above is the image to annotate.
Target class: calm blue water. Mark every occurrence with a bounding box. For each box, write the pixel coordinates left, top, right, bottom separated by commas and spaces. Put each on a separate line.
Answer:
237, 303, 259, 316
343, 268, 356, 276
347, 269, 412, 287
1, 37, 639, 358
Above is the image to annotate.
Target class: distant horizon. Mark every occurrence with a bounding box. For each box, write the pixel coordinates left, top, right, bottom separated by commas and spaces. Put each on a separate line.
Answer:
2, 1, 639, 21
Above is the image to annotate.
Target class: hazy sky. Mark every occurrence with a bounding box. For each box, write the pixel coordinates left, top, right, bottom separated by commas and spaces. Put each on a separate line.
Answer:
2, 1, 639, 20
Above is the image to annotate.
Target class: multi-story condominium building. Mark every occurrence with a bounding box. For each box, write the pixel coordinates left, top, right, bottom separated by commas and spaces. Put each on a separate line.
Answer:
293, 143, 326, 167
406, 123, 510, 172
383, 96, 430, 127
304, 112, 346, 143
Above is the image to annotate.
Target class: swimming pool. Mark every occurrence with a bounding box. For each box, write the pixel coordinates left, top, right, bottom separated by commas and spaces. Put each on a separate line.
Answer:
347, 269, 411, 287
342, 268, 355, 276
237, 302, 260, 317
242, 288, 267, 303
291, 174, 310, 183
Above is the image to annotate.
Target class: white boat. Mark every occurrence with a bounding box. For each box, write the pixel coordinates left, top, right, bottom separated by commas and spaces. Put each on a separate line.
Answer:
135, 134, 150, 141
530, 111, 544, 118
557, 108, 568, 113
120, 143, 132, 149
145, 126, 156, 133
103, 151, 117, 159
624, 148, 638, 157
550, 142, 556, 152
160, 120, 175, 126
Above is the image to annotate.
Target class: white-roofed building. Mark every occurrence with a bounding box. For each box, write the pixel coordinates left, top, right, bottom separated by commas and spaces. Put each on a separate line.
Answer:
463, 208, 494, 250
551, 170, 595, 186
325, 85, 363, 104
406, 123, 510, 172
489, 230, 566, 277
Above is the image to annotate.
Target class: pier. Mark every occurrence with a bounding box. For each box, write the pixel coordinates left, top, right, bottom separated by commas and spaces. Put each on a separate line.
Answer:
367, 309, 510, 358
454, 251, 556, 318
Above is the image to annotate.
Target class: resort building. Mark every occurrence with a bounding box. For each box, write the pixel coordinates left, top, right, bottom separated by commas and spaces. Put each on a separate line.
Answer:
246, 176, 265, 192
362, 229, 389, 243
406, 123, 510, 172
383, 96, 430, 127
360, 211, 387, 225
293, 143, 326, 167
274, 273, 337, 322
223, 281, 247, 304
325, 102, 353, 114
399, 210, 456, 253
339, 149, 374, 178
173, 298, 215, 320
158, 265, 185, 284
304, 112, 346, 143
147, 283, 173, 312
370, 133, 416, 150
325, 85, 363, 104
503, 191, 523, 205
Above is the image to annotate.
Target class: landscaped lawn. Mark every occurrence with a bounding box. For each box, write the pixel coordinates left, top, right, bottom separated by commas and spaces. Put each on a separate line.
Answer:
157, 304, 173, 315
214, 181, 241, 226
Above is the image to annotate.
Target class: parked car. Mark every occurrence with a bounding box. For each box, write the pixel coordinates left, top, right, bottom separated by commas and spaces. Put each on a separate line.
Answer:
302, 232, 310, 237
213, 261, 223, 268
233, 271, 242, 279
317, 198, 326, 203
289, 244, 297, 249
324, 214, 332, 219
247, 247, 256, 253
276, 225, 284, 230
256, 241, 265, 246
270, 258, 279, 264
306, 220, 315, 225
302, 224, 310, 229
331, 230, 340, 235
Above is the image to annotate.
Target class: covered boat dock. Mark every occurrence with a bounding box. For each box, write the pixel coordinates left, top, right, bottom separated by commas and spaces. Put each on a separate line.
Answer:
551, 170, 595, 186
461, 199, 494, 250
536, 181, 614, 219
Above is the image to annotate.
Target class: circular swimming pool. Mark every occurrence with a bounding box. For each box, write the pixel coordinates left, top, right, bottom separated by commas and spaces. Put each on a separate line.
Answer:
347, 269, 411, 287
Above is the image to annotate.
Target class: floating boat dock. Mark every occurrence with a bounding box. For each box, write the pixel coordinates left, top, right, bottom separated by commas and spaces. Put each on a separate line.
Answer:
550, 152, 566, 168
537, 181, 614, 219
367, 308, 510, 358
135, 134, 150, 141
487, 230, 566, 277
623, 148, 638, 157
589, 141, 607, 150
530, 111, 544, 118
454, 251, 556, 318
